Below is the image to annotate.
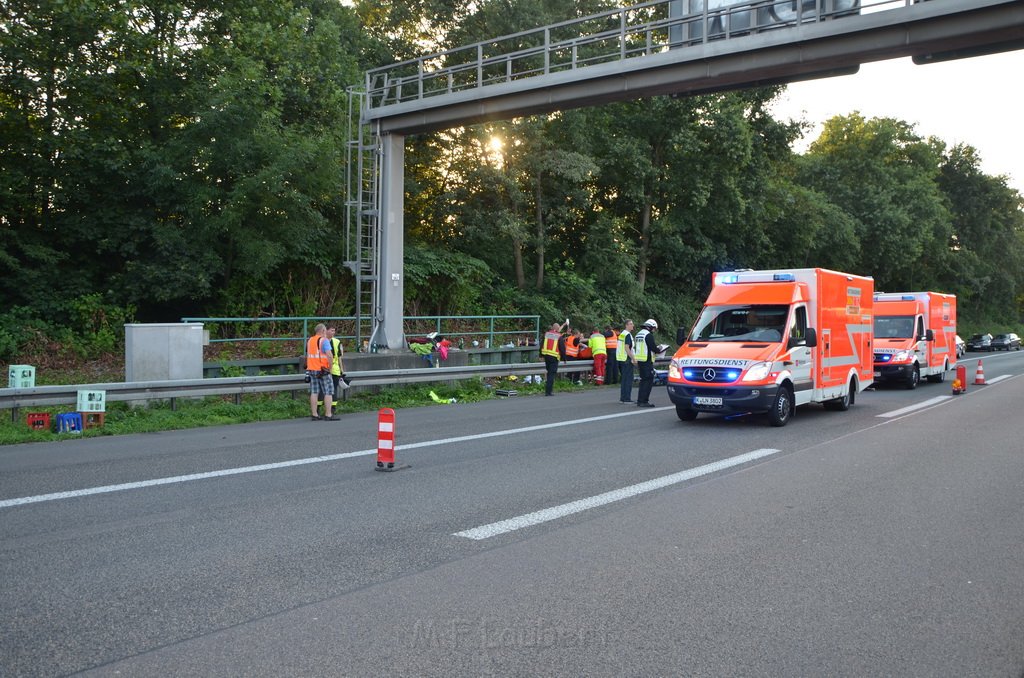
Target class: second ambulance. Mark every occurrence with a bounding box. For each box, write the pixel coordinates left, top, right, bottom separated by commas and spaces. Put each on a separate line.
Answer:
872, 291, 957, 389
667, 268, 874, 426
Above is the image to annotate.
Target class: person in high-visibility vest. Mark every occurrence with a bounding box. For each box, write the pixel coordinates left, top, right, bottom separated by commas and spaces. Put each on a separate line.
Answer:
306, 323, 337, 421
565, 329, 586, 384
618, 319, 637, 403
589, 329, 607, 385
540, 320, 569, 396
328, 327, 348, 396
604, 325, 620, 385
635, 318, 658, 408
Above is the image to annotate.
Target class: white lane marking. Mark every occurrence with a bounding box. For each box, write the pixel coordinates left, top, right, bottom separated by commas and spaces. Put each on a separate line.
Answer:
0, 448, 377, 509
985, 374, 1012, 385
0, 407, 668, 510
877, 396, 952, 418
453, 448, 781, 540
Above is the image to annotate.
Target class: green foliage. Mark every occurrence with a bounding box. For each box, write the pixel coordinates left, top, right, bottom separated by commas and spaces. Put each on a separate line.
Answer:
1, 0, 375, 321
3, 0, 1024, 362
404, 244, 493, 315
798, 113, 952, 291
217, 364, 248, 378
0, 307, 47, 363
59, 294, 136, 357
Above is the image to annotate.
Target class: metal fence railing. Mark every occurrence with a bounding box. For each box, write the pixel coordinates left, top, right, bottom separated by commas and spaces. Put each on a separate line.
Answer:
364, 0, 876, 110
403, 315, 541, 349
181, 315, 541, 354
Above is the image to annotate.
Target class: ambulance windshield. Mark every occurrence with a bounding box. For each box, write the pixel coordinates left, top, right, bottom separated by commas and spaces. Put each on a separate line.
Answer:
874, 316, 915, 339
689, 305, 789, 343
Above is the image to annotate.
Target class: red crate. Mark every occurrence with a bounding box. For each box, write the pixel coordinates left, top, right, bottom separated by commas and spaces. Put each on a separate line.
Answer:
27, 412, 51, 431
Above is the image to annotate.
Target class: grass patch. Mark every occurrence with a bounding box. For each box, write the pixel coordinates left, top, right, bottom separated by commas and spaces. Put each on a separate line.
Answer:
0, 375, 595, 445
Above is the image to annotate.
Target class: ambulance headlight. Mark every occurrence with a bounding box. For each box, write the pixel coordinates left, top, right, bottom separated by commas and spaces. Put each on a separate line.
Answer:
893, 350, 911, 362
668, 359, 682, 379
741, 361, 772, 382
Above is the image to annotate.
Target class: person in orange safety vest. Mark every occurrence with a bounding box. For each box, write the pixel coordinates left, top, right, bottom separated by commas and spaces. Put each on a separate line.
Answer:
306, 323, 337, 421
564, 329, 584, 384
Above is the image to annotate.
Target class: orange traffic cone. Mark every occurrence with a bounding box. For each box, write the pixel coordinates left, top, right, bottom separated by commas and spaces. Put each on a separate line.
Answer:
974, 359, 986, 385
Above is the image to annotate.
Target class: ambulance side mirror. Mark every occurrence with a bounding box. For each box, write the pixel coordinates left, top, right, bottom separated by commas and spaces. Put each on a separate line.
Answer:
924, 329, 934, 341
676, 327, 688, 345
787, 327, 816, 349
803, 328, 818, 348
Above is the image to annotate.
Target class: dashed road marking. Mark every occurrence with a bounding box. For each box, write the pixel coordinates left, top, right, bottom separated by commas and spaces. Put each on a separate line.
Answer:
453, 448, 781, 540
877, 396, 952, 418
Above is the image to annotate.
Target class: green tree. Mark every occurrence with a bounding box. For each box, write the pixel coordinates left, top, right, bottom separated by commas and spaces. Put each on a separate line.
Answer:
937, 143, 1024, 322
1, 0, 374, 323
797, 113, 951, 291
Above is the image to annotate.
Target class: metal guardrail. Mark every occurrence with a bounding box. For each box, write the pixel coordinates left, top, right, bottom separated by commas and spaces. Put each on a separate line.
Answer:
1, 361, 615, 420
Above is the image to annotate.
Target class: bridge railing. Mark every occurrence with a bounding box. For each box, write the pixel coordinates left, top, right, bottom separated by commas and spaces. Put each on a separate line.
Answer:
365, 0, 878, 109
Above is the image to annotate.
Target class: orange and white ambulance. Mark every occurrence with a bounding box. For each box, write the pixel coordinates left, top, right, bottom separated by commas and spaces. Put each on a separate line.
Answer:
668, 268, 874, 426
872, 292, 956, 389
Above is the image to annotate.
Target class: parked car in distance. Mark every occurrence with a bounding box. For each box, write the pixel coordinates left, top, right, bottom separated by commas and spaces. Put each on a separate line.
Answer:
955, 334, 966, 359
966, 333, 993, 352
990, 333, 1021, 351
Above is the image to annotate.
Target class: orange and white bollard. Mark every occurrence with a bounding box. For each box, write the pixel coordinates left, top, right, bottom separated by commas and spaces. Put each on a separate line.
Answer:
376, 408, 395, 470
974, 359, 986, 385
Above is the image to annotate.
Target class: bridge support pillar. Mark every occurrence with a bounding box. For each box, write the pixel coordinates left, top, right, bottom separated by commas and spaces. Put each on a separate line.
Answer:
370, 133, 406, 351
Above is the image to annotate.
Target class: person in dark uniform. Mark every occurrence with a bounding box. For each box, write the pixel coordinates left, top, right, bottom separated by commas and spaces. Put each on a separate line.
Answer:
635, 319, 658, 408
540, 320, 568, 396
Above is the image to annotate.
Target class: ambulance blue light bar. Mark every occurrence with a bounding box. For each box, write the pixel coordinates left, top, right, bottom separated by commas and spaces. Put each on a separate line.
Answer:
717, 271, 796, 284
874, 292, 921, 301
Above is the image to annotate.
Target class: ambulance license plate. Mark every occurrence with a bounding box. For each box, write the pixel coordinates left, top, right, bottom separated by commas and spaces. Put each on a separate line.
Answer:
694, 396, 723, 407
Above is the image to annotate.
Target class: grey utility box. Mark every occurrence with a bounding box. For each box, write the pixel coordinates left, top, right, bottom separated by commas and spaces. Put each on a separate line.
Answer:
125, 323, 204, 382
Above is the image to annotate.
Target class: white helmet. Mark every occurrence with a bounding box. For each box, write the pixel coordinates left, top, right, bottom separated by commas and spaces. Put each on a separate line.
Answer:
644, 318, 658, 330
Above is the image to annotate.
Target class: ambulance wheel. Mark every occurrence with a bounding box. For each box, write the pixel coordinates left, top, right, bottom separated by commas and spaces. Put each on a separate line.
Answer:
905, 365, 920, 390
676, 405, 698, 421
768, 386, 793, 427
926, 363, 947, 383
824, 379, 854, 411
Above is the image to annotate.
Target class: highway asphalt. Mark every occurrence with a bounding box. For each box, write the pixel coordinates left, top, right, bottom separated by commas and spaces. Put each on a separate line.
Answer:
2, 350, 1023, 676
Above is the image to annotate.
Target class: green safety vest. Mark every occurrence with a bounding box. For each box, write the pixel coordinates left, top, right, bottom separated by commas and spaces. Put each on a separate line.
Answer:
589, 332, 607, 356
330, 337, 344, 376
634, 329, 650, 362
617, 330, 632, 362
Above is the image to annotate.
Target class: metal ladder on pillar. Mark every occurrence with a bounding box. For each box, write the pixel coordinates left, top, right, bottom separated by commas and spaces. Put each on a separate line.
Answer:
344, 89, 382, 351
